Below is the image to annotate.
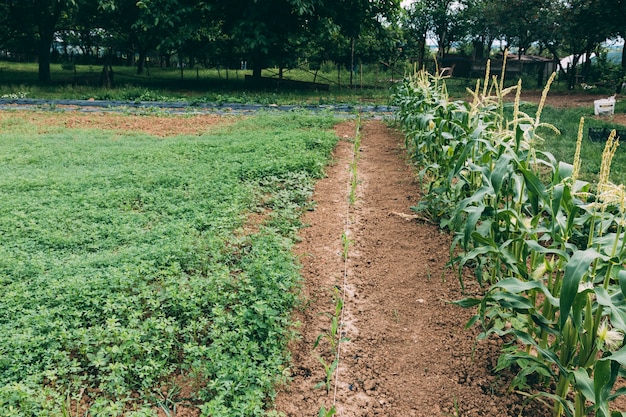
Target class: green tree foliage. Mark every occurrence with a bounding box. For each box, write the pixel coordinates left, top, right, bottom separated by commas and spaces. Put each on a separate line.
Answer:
401, 1, 432, 69
535, 0, 622, 88
2, 0, 78, 82
1, 0, 624, 88
214, 0, 319, 78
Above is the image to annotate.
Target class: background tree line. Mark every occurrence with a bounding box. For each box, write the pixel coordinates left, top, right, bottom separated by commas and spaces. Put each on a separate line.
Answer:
0, 0, 624, 88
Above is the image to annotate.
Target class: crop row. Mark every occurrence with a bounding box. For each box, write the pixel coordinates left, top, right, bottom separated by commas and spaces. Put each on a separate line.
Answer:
393, 66, 626, 417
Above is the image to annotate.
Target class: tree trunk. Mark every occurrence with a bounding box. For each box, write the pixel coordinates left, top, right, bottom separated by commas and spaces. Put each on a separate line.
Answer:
437, 30, 447, 59
621, 43, 626, 71
37, 42, 52, 83
350, 37, 355, 88
137, 50, 147, 75
472, 39, 484, 61
417, 33, 427, 71
252, 57, 263, 79
36, 23, 57, 83
567, 54, 581, 89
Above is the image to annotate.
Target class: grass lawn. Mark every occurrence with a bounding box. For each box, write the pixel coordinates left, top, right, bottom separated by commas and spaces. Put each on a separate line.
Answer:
0, 62, 394, 105
528, 101, 626, 185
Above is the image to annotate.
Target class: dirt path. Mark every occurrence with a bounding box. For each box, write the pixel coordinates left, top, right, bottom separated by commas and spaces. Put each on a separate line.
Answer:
273, 120, 552, 417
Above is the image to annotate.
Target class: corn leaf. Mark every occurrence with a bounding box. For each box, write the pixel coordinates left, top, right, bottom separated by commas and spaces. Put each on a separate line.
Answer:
573, 368, 595, 404
495, 277, 559, 306
491, 154, 514, 195
595, 287, 626, 332
560, 248, 603, 329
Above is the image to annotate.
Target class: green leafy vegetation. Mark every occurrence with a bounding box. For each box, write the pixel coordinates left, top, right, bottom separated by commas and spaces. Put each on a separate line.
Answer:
394, 69, 626, 417
0, 112, 339, 416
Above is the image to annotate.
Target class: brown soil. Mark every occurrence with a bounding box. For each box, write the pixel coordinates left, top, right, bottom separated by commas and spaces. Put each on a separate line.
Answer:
1, 110, 235, 137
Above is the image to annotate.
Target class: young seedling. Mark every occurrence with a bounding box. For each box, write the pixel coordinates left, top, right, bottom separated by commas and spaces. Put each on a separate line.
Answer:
313, 287, 349, 352
341, 232, 352, 261
314, 356, 339, 394
319, 404, 337, 417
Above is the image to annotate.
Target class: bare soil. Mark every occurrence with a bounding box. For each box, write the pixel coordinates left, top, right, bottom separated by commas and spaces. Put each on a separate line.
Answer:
2, 111, 235, 137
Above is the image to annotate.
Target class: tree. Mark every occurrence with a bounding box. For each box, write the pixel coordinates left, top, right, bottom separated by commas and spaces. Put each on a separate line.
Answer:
462, 0, 503, 60
480, 0, 551, 58
213, 0, 321, 80
97, 0, 208, 75
0, 0, 402, 85
427, 0, 467, 59
1, 0, 79, 82
402, 1, 432, 70
322, 0, 401, 86
537, 0, 620, 88
214, 0, 400, 84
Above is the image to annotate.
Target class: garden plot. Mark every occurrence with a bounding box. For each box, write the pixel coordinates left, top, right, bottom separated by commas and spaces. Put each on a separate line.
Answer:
0, 111, 338, 416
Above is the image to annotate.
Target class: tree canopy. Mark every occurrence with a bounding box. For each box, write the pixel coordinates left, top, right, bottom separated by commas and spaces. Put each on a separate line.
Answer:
0, 0, 624, 86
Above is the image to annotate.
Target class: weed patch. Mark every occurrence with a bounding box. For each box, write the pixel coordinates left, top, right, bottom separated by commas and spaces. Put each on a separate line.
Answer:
0, 112, 339, 416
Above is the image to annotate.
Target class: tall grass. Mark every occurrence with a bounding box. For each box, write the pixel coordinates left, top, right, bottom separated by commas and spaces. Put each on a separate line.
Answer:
394, 68, 626, 417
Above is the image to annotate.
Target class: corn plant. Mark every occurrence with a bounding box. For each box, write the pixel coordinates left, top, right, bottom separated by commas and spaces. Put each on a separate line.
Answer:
314, 357, 339, 394
313, 288, 348, 353
319, 404, 337, 417
394, 66, 626, 417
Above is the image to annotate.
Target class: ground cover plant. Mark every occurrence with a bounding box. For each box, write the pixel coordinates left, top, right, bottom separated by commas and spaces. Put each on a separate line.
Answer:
393, 66, 626, 416
0, 110, 339, 416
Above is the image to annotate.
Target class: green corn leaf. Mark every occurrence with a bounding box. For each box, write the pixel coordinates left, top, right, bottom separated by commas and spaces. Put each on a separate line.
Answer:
557, 161, 574, 181
470, 231, 498, 248
560, 248, 603, 329
491, 154, 514, 195
464, 206, 485, 250
572, 288, 591, 330
459, 185, 492, 211
529, 192, 540, 216
511, 329, 564, 376
563, 187, 583, 240
518, 165, 547, 204
491, 291, 535, 312
449, 151, 470, 185
551, 183, 564, 219
495, 277, 559, 306
594, 358, 619, 417
525, 239, 568, 259
619, 270, 626, 298
452, 297, 482, 308
595, 287, 626, 332
464, 314, 480, 329
530, 312, 559, 335
608, 386, 626, 402
600, 344, 626, 368
573, 368, 595, 404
